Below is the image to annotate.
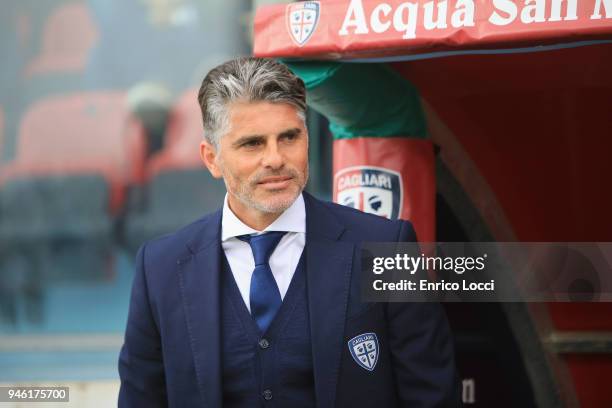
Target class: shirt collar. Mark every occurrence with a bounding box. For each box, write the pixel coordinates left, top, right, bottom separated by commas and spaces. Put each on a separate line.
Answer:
221, 192, 306, 241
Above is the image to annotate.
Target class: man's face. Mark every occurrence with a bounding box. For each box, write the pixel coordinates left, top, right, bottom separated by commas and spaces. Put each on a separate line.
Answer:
201, 101, 309, 215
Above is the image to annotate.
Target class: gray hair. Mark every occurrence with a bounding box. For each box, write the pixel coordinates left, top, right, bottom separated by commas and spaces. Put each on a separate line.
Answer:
197, 57, 307, 150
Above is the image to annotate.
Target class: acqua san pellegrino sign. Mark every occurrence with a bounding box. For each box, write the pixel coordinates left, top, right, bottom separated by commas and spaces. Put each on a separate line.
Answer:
254, 0, 612, 59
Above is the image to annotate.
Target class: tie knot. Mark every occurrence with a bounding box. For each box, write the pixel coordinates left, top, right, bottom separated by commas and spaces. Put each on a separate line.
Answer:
238, 231, 286, 265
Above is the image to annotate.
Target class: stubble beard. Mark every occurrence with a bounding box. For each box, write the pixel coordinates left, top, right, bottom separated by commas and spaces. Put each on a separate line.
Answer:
222, 162, 309, 214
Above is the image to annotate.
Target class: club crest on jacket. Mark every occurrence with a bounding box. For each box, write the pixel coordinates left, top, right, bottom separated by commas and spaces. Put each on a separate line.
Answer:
348, 332, 379, 371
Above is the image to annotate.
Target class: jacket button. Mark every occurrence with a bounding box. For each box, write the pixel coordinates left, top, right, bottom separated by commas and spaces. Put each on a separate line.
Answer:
262, 389, 273, 400
258, 338, 270, 349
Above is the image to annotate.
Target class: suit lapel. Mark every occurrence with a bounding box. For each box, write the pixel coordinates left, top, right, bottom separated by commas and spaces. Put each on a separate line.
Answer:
176, 194, 354, 408
304, 192, 354, 408
177, 211, 223, 408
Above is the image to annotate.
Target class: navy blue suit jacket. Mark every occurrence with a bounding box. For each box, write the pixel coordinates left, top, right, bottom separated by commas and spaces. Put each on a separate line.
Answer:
118, 191, 461, 407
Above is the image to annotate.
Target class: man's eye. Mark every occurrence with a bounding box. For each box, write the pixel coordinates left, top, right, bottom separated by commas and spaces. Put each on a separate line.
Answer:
282, 133, 298, 141
242, 140, 262, 148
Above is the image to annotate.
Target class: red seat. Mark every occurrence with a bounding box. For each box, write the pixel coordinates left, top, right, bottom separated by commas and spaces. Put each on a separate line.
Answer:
23, 3, 98, 77
147, 89, 204, 178
2, 92, 146, 213
0, 93, 146, 285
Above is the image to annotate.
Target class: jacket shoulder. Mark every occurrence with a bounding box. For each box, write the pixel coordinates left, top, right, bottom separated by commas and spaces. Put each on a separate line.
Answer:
139, 210, 220, 267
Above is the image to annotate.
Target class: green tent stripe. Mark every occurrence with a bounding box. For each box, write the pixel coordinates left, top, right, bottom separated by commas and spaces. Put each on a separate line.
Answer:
282, 60, 428, 140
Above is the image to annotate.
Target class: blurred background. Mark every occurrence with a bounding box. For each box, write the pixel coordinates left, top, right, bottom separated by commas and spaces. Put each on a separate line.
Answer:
0, 0, 332, 404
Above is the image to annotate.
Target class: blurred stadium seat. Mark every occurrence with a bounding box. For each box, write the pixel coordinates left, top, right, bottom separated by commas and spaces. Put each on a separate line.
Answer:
124, 89, 225, 253
146, 88, 203, 171
0, 92, 146, 286
23, 2, 98, 78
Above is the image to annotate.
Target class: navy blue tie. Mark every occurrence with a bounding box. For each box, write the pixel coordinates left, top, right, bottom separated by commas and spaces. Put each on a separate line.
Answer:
238, 231, 286, 333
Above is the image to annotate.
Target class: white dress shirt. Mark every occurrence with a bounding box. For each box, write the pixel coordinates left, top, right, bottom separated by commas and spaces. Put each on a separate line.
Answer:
221, 193, 306, 312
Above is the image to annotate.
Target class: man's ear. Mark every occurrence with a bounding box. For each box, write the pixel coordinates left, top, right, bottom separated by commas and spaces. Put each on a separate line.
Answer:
200, 140, 223, 179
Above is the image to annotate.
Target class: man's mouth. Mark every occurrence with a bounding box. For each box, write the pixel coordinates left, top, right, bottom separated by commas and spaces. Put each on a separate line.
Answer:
257, 176, 293, 189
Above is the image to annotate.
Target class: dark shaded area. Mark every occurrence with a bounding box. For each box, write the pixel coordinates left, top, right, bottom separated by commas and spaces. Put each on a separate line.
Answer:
437, 192, 537, 407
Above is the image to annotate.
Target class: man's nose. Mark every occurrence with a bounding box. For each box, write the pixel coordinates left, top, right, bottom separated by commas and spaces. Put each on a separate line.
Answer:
261, 141, 284, 169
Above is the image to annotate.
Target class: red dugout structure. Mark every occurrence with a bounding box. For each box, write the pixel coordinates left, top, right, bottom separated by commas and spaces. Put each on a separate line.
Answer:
253, 1, 612, 406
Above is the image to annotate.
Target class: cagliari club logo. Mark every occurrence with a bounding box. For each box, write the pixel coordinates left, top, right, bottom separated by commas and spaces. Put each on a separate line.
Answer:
348, 332, 379, 371
334, 166, 403, 220
286, 1, 320, 46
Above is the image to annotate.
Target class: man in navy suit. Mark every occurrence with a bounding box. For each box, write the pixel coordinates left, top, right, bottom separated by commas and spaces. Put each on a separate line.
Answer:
118, 57, 460, 407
